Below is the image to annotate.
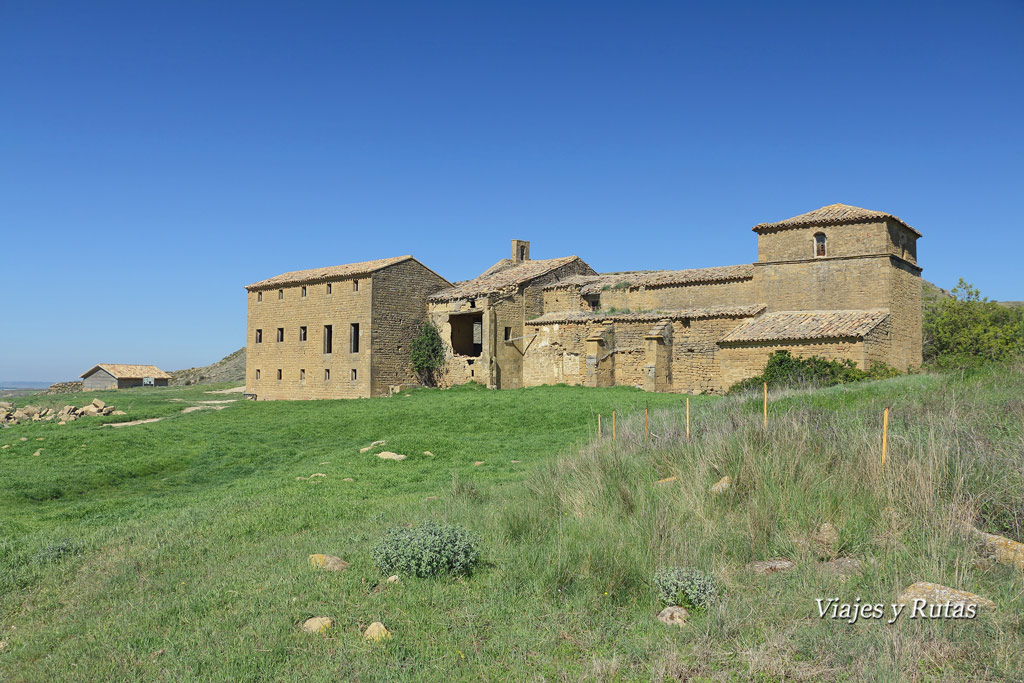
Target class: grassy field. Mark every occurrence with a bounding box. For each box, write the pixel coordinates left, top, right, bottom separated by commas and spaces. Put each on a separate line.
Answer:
1, 370, 1023, 681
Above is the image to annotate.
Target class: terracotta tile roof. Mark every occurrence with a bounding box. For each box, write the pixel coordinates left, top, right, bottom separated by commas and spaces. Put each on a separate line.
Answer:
245, 256, 415, 290
526, 304, 766, 325
720, 309, 889, 343
81, 364, 172, 380
543, 265, 754, 294
429, 256, 587, 301
752, 203, 921, 237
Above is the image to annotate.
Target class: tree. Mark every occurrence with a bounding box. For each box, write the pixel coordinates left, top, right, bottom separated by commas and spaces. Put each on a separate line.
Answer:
923, 279, 1024, 368
410, 322, 446, 387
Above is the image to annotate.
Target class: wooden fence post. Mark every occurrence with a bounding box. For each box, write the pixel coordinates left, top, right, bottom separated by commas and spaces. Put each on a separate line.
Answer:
645, 401, 649, 443
598, 413, 602, 440
612, 410, 616, 442
763, 382, 768, 430
881, 407, 890, 470
686, 397, 690, 442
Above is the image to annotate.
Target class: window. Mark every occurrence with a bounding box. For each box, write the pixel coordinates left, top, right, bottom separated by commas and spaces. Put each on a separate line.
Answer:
255, 369, 260, 380
277, 328, 284, 342
814, 232, 827, 257
350, 323, 360, 353
469, 298, 476, 309
449, 313, 483, 356
504, 327, 512, 341
519, 245, 526, 261
324, 368, 330, 381
255, 329, 262, 343
301, 286, 307, 297
299, 326, 307, 342
353, 279, 359, 292
323, 325, 333, 354
278, 289, 283, 299
585, 295, 600, 312
257, 292, 262, 302
276, 369, 282, 380
327, 283, 332, 295
300, 369, 306, 381
351, 369, 357, 381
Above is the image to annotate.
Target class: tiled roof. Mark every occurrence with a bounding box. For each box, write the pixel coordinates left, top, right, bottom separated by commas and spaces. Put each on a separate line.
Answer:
429, 256, 586, 301
543, 265, 754, 294
81, 364, 172, 380
752, 204, 921, 237
720, 310, 889, 343
245, 256, 415, 290
526, 304, 766, 325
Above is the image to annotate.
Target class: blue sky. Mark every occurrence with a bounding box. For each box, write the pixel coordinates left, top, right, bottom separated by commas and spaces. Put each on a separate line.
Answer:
2, 1, 1022, 382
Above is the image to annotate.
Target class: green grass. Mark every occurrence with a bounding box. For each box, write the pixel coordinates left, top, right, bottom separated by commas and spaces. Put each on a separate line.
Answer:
1, 370, 1023, 681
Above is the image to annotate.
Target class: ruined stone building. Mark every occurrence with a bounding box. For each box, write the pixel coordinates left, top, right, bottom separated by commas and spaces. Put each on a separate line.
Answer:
245, 204, 922, 399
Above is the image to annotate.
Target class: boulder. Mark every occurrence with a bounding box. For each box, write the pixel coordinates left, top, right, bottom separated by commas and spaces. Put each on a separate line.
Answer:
309, 473, 327, 478
748, 558, 795, 575
92, 398, 106, 410
308, 554, 350, 572
301, 617, 334, 634
473, 461, 484, 466
386, 575, 400, 584
101, 406, 115, 416
363, 622, 391, 642
896, 582, 995, 611
12, 410, 27, 421
820, 557, 861, 578
0, 401, 12, 410
80, 405, 100, 417
360, 440, 387, 453
377, 451, 406, 461
972, 529, 1024, 571
343, 478, 354, 482
657, 606, 689, 626
710, 476, 732, 495
112, 410, 127, 416
21, 405, 40, 418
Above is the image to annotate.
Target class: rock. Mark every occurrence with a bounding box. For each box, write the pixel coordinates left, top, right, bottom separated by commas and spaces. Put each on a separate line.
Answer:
112, 410, 126, 416
101, 406, 115, 416
656, 476, 677, 484
896, 582, 995, 611
19, 437, 27, 442
309, 554, 350, 571
473, 461, 484, 466
12, 410, 27, 421
423, 451, 434, 457
309, 473, 326, 478
1, 445, 8, 449
301, 616, 334, 633
296, 476, 308, 481
511, 460, 521, 463
972, 529, 1024, 571
710, 475, 732, 495
363, 622, 391, 641
58, 421, 66, 426
377, 451, 406, 461
343, 478, 354, 482
36, 437, 43, 441
80, 405, 100, 417
425, 496, 438, 501
748, 558, 795, 575
360, 440, 387, 453
21, 405, 40, 417
657, 606, 689, 626
820, 557, 861, 578
32, 449, 41, 457
386, 575, 400, 584
0, 401, 12, 410
92, 398, 106, 410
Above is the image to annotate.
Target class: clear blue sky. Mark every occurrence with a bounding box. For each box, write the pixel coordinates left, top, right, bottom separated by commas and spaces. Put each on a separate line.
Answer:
2, 1, 1022, 382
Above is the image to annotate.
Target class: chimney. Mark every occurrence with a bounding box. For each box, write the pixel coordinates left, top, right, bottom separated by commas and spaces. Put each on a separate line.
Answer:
512, 239, 530, 264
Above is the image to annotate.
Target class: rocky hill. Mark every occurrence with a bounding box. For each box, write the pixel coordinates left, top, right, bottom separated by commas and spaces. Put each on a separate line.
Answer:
170, 348, 245, 386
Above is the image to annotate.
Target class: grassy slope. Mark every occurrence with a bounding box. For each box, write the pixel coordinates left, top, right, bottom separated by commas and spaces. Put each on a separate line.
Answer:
1, 372, 1023, 681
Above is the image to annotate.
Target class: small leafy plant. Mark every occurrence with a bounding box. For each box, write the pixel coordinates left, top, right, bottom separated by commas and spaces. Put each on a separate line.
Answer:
372, 522, 480, 577
653, 566, 719, 609
410, 322, 446, 387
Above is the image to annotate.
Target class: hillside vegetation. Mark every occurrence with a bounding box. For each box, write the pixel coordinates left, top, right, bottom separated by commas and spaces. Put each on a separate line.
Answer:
169, 347, 245, 385
1, 366, 1023, 680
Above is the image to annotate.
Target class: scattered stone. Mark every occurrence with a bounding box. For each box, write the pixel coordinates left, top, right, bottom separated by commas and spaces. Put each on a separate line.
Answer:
363, 622, 391, 641
656, 476, 677, 484
474, 461, 484, 466
972, 528, 1024, 571
657, 606, 689, 626
21, 405, 40, 418
301, 617, 334, 634
309, 473, 327, 478
0, 401, 12, 410
92, 398, 106, 410
32, 449, 41, 457
377, 451, 406, 461
343, 478, 354, 482
896, 582, 995, 611
425, 496, 438, 501
820, 557, 861, 578
360, 440, 387, 453
423, 451, 434, 457
511, 460, 521, 463
296, 476, 308, 481
57, 421, 66, 426
19, 437, 27, 442
1, 445, 8, 449
36, 438, 43, 441
748, 558, 795, 575
112, 410, 127, 416
710, 475, 732, 495
309, 554, 350, 572
386, 575, 400, 584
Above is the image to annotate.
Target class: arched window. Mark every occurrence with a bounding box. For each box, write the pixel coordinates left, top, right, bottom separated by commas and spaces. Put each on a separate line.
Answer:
814, 232, 827, 257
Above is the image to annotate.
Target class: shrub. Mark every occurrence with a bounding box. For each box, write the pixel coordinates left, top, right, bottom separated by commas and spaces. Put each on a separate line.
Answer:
923, 279, 1024, 369
728, 350, 899, 394
653, 566, 720, 609
372, 523, 480, 577
410, 322, 446, 387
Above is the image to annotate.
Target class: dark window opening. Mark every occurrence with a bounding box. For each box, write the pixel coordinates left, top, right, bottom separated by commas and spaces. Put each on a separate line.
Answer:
255, 369, 260, 380
504, 327, 512, 341
353, 280, 359, 292
323, 325, 333, 353
301, 286, 307, 297
300, 369, 306, 381
278, 289, 283, 299
450, 313, 483, 356
469, 298, 476, 309
327, 283, 332, 294
257, 292, 262, 302
325, 368, 330, 381
350, 323, 360, 353
276, 369, 282, 380
299, 326, 307, 342
277, 328, 284, 342
814, 232, 827, 257
519, 245, 526, 261
351, 369, 357, 381
255, 329, 262, 343
585, 295, 600, 311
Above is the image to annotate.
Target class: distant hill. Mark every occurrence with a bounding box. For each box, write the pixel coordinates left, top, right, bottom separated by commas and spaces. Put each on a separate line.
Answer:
923, 280, 1020, 310
170, 348, 245, 386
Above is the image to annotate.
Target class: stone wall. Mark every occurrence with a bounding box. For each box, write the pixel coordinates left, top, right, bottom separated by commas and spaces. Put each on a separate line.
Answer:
718, 338, 866, 391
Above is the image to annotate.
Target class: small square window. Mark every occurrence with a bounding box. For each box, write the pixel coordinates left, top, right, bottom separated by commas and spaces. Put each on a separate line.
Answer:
257, 291, 262, 302
353, 280, 359, 292
300, 369, 306, 381
255, 329, 262, 343
278, 289, 283, 300
351, 369, 357, 381
255, 369, 261, 380
324, 368, 331, 381
277, 328, 284, 342
327, 283, 332, 295
301, 286, 307, 297
299, 326, 307, 342
276, 369, 282, 380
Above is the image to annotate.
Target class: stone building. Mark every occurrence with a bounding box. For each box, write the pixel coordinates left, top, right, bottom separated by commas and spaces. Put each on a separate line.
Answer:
244, 256, 450, 399
245, 203, 922, 398
80, 364, 171, 390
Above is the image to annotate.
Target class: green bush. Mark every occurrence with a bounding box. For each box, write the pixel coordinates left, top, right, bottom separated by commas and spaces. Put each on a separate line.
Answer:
653, 566, 719, 609
924, 279, 1024, 369
410, 322, 446, 387
728, 350, 899, 394
372, 522, 480, 577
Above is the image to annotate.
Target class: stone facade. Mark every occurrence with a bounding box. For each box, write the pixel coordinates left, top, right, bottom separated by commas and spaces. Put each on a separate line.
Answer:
246, 203, 923, 398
